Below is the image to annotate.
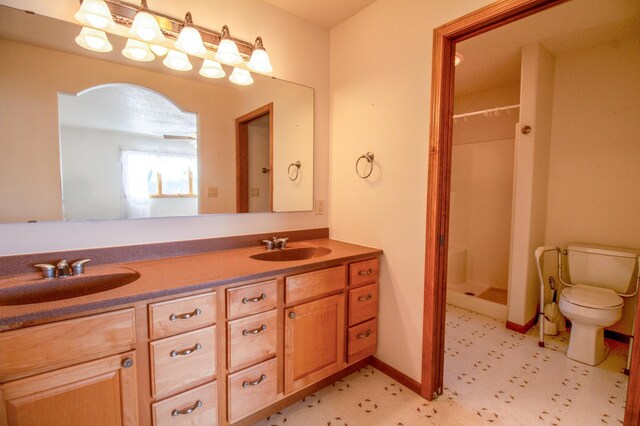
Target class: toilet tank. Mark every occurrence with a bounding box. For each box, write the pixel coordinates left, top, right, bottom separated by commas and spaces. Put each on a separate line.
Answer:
567, 244, 639, 294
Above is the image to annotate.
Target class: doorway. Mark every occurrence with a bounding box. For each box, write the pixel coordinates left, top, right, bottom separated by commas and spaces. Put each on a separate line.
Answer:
422, 0, 640, 422
235, 103, 273, 213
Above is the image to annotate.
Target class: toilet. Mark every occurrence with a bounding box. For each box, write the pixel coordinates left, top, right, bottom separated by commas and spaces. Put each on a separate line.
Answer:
558, 244, 639, 366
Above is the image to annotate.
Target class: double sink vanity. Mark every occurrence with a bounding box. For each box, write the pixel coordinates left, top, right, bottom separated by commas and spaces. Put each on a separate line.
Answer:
0, 233, 381, 425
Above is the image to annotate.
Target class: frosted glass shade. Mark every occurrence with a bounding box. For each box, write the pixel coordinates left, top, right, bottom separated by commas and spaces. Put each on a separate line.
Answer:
247, 48, 273, 73
75, 27, 113, 53
129, 10, 165, 43
122, 39, 154, 62
74, 0, 116, 30
199, 59, 225, 79
175, 26, 206, 56
229, 68, 253, 86
215, 39, 242, 65
149, 45, 169, 56
163, 50, 193, 71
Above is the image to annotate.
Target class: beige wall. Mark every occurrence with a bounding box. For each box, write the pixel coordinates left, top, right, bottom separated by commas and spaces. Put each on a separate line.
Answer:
329, 0, 494, 382
543, 35, 640, 334
0, 0, 329, 255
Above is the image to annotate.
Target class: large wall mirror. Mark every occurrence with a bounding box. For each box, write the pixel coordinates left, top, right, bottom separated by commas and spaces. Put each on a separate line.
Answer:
0, 5, 314, 224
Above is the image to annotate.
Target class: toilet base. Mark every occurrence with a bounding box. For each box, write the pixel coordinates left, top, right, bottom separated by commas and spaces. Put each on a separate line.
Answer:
566, 324, 608, 366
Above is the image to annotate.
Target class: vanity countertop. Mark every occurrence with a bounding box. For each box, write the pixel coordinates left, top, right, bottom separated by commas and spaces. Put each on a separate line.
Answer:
0, 238, 382, 330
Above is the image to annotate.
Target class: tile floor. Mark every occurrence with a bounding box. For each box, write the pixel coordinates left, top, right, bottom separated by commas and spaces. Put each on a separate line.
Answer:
253, 304, 629, 425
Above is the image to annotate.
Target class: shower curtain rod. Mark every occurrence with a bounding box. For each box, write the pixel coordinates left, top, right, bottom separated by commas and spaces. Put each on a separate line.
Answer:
453, 104, 520, 120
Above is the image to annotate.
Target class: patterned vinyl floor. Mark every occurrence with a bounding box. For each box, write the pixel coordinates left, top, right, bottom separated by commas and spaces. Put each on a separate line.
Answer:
253, 304, 628, 425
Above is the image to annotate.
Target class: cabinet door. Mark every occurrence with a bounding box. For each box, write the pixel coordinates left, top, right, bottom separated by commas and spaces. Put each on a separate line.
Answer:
0, 351, 138, 426
284, 294, 345, 394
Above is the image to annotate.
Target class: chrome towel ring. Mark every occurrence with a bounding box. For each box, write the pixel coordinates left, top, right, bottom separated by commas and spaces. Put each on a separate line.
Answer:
288, 161, 301, 181
355, 152, 375, 179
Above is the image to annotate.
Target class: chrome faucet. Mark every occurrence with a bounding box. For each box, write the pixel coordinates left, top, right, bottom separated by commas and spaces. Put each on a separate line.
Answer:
34, 259, 91, 279
261, 237, 289, 251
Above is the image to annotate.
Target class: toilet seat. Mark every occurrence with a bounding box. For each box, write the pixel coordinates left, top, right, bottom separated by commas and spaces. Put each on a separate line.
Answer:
561, 284, 623, 310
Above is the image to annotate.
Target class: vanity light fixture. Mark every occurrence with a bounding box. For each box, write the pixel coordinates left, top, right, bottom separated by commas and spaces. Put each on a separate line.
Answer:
215, 25, 243, 65
229, 67, 254, 86
75, 27, 113, 52
199, 59, 226, 79
128, 0, 165, 43
175, 12, 206, 56
74, 0, 116, 30
122, 38, 155, 61
163, 50, 192, 71
149, 44, 168, 56
247, 37, 273, 73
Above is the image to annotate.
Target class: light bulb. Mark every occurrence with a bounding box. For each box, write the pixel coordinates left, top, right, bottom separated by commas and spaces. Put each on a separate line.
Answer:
199, 59, 225, 79
75, 27, 113, 53
247, 38, 273, 73
163, 50, 192, 71
175, 13, 206, 56
214, 25, 242, 65
74, 0, 116, 30
122, 39, 155, 62
229, 67, 253, 86
129, 9, 165, 43
150, 45, 169, 56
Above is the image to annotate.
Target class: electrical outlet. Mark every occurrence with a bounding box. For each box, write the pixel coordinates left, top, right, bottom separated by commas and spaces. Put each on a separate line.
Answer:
207, 187, 218, 197
315, 199, 325, 215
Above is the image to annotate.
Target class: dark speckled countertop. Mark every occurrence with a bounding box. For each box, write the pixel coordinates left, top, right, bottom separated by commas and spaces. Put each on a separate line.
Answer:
0, 239, 382, 331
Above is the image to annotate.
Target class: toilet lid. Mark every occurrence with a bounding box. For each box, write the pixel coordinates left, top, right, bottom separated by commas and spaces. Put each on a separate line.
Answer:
561, 285, 624, 309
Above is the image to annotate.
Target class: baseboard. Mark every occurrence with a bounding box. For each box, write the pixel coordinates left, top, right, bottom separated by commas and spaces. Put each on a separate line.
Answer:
506, 315, 537, 334
369, 356, 422, 395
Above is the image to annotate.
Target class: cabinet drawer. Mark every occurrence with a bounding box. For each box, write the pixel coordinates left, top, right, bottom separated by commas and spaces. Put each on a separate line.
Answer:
152, 381, 217, 426
285, 265, 345, 304
349, 258, 379, 287
348, 283, 379, 326
347, 318, 377, 364
227, 310, 277, 372
149, 292, 216, 339
0, 308, 135, 381
150, 326, 216, 397
227, 280, 277, 319
227, 357, 277, 423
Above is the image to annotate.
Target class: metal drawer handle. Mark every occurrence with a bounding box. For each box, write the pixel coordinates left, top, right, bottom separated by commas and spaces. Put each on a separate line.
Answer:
169, 308, 201, 322
170, 343, 202, 358
357, 330, 372, 339
242, 293, 267, 304
358, 268, 374, 276
171, 400, 202, 417
242, 374, 267, 388
243, 324, 267, 336
358, 293, 373, 302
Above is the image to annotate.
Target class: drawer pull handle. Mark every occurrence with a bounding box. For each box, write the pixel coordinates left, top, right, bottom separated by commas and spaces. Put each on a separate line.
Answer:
242, 293, 267, 304
171, 400, 202, 417
358, 268, 374, 276
243, 324, 267, 336
243, 374, 267, 388
358, 293, 373, 302
121, 358, 134, 368
357, 330, 372, 339
170, 343, 202, 358
169, 308, 202, 322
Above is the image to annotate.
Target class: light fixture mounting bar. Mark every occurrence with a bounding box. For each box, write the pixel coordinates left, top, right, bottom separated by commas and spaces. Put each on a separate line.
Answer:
102, 0, 254, 57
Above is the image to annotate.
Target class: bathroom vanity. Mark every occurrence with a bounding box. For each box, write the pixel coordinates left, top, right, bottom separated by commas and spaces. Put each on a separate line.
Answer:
0, 236, 381, 425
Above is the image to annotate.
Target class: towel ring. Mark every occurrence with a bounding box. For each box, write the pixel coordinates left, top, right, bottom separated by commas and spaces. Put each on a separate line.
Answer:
355, 152, 375, 179
288, 161, 301, 181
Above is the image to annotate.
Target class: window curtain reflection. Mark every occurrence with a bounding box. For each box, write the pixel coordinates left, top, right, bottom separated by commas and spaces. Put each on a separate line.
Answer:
121, 150, 153, 218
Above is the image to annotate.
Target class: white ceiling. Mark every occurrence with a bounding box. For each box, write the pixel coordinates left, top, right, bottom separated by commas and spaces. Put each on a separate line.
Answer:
454, 0, 640, 96
262, 0, 377, 28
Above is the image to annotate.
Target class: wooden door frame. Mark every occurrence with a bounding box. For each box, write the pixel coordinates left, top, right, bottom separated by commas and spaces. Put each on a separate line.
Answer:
235, 103, 274, 213
422, 1, 640, 422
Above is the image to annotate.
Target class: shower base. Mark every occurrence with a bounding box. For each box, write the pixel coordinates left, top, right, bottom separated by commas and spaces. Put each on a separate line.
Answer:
447, 282, 508, 320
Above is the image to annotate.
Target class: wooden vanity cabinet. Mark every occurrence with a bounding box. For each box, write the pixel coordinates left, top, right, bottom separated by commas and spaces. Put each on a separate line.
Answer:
346, 259, 379, 363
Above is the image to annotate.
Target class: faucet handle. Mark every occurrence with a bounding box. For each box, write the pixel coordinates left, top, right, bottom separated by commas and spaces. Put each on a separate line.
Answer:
34, 264, 56, 279
262, 240, 275, 250
276, 238, 289, 249
71, 259, 91, 275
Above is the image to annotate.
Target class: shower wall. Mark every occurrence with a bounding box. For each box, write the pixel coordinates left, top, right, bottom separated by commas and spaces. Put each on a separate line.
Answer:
450, 85, 519, 291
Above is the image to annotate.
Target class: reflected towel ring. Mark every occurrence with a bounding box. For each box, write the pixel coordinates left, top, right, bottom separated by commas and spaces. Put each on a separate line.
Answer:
288, 161, 301, 181
355, 152, 375, 179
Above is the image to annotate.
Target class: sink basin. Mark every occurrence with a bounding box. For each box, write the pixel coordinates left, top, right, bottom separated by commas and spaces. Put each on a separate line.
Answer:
0, 267, 140, 306
250, 246, 332, 262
